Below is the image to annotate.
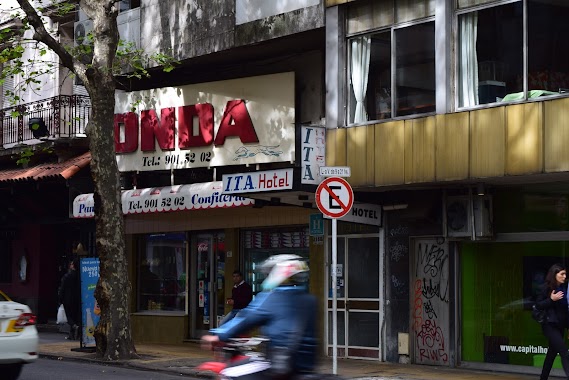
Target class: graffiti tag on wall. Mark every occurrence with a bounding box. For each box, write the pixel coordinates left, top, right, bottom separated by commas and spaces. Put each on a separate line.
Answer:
413, 239, 449, 365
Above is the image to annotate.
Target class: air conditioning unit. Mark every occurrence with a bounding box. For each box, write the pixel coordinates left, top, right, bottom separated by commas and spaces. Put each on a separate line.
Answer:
446, 196, 470, 237
74, 19, 93, 46
445, 195, 493, 238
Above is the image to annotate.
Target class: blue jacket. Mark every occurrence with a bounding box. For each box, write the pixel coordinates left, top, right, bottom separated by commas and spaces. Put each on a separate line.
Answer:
211, 285, 318, 372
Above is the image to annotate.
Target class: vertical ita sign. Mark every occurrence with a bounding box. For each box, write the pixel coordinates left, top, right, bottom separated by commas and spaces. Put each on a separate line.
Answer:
80, 258, 100, 347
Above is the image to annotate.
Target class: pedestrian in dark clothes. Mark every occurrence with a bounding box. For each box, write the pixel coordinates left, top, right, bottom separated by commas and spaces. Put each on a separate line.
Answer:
536, 263, 569, 380
220, 270, 252, 325
58, 258, 81, 340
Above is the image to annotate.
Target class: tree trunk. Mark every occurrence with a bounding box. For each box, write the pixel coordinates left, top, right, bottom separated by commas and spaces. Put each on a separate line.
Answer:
83, 1, 136, 360
13, 0, 138, 360
88, 77, 137, 360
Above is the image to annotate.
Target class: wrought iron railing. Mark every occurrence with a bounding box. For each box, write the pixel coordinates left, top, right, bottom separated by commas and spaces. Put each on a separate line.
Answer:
0, 95, 91, 148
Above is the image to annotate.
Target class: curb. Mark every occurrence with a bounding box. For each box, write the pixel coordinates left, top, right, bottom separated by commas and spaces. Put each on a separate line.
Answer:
39, 351, 216, 378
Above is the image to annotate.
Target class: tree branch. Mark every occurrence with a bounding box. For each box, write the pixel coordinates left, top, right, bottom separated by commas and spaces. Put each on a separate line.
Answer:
15, 0, 86, 77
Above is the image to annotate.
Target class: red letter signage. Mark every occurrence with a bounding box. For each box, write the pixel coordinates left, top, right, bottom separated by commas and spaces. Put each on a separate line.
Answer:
178, 103, 214, 148
140, 108, 176, 151
214, 100, 259, 146
114, 112, 138, 153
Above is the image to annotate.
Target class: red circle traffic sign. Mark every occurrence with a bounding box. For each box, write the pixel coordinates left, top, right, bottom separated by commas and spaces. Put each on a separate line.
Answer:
315, 177, 354, 218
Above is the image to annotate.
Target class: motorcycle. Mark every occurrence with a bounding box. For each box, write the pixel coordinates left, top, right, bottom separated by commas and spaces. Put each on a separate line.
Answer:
197, 337, 344, 380
197, 337, 271, 377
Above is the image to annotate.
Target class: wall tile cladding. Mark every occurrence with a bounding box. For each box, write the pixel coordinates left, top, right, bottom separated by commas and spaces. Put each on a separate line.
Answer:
141, 0, 324, 62
235, 5, 324, 46
326, 98, 569, 188
141, 0, 235, 62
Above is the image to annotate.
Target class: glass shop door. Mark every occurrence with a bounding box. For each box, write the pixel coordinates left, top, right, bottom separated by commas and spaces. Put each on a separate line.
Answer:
189, 231, 226, 339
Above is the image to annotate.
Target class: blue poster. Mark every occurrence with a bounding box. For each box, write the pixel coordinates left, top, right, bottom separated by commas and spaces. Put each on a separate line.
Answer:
80, 258, 100, 347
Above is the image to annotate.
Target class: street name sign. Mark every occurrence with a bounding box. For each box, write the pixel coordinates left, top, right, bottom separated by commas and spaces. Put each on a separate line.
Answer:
319, 166, 351, 178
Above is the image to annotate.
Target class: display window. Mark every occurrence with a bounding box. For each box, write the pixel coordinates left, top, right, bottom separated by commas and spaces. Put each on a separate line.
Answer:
137, 233, 187, 312
242, 227, 310, 295
461, 241, 569, 368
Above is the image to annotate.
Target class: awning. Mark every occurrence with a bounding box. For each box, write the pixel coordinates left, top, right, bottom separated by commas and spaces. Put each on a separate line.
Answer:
73, 181, 254, 218
0, 152, 91, 183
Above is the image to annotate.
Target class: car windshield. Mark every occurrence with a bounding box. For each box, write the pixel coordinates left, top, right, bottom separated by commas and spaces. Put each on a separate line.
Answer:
0, 291, 10, 302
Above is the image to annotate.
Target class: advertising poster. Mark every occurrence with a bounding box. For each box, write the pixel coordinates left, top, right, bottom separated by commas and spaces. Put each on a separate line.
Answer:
80, 258, 100, 347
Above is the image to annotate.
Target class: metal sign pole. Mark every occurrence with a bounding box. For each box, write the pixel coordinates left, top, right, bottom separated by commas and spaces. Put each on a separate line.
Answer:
332, 217, 338, 375
315, 175, 353, 376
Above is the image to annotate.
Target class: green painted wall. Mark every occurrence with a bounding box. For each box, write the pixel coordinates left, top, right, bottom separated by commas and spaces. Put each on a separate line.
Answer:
461, 241, 569, 367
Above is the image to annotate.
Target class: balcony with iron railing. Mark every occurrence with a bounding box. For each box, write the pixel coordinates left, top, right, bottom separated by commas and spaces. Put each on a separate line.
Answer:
0, 95, 91, 149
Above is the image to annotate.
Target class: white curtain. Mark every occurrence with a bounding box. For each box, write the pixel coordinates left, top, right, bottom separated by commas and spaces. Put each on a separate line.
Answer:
459, 12, 479, 107
351, 36, 371, 123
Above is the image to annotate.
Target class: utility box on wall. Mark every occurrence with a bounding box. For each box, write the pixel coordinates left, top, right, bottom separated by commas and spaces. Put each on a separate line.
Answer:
398, 332, 409, 355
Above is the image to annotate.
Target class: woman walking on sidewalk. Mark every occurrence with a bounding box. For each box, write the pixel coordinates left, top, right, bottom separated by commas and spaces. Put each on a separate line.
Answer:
536, 263, 569, 380
58, 258, 81, 340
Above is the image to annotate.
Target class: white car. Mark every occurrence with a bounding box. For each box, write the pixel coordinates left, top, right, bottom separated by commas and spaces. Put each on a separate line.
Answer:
0, 290, 38, 380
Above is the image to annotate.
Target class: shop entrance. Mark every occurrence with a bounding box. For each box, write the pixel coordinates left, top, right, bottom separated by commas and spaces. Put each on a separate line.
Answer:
189, 231, 226, 339
327, 234, 381, 359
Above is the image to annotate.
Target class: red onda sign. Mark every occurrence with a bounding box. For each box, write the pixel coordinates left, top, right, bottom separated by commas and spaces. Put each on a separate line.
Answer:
114, 100, 259, 154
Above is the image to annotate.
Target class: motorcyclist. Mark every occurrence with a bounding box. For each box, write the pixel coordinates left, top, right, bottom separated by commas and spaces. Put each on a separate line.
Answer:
201, 254, 318, 379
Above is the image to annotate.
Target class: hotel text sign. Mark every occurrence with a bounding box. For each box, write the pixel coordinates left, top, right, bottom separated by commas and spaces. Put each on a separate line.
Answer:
222, 169, 294, 194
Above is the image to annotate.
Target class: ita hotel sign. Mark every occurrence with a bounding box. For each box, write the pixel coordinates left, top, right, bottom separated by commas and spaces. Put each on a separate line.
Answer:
222, 168, 293, 194
301, 126, 325, 185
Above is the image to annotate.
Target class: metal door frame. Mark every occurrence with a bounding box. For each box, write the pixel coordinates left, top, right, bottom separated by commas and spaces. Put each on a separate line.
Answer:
189, 230, 224, 339
326, 232, 384, 360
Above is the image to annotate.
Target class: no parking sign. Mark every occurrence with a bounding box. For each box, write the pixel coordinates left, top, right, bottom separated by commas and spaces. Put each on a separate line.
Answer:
315, 177, 354, 219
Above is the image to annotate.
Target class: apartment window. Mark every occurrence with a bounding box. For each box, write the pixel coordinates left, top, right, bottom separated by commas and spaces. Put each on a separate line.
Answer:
458, 0, 569, 108
118, 0, 140, 12
348, 21, 435, 124
396, 22, 436, 117
0, 65, 16, 109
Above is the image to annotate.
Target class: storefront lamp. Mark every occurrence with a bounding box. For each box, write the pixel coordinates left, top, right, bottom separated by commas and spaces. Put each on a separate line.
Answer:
477, 183, 485, 196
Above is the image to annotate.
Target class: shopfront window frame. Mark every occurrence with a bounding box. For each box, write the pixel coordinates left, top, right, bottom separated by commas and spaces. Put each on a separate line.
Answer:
135, 232, 187, 315
346, 17, 436, 126
241, 226, 310, 296
456, 0, 569, 111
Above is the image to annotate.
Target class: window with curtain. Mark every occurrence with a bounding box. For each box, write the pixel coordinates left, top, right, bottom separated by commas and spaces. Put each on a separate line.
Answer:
458, 0, 569, 108
348, 22, 435, 124
348, 32, 391, 124
458, 3, 522, 107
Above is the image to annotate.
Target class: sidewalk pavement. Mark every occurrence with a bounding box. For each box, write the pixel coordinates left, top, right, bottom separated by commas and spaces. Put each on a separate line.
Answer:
38, 334, 538, 380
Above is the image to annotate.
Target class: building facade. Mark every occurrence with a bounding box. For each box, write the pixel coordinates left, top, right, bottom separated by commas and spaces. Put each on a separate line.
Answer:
72, 0, 338, 345
7, 0, 569, 376
324, 0, 569, 376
